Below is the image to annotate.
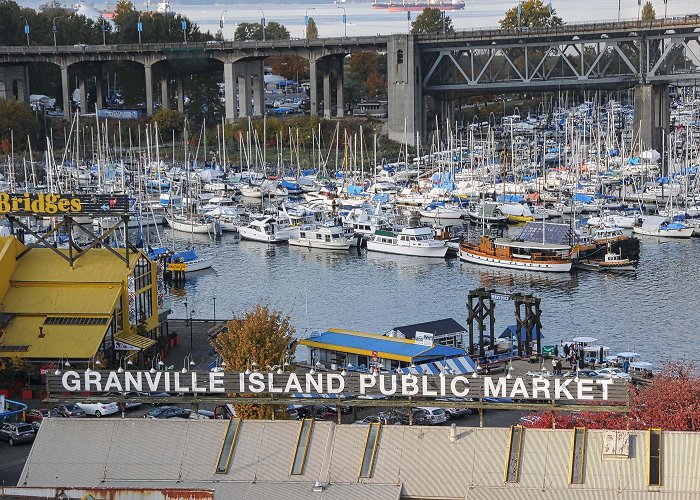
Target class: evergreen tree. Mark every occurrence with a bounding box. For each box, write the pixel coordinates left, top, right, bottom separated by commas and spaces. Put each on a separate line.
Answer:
411, 8, 454, 34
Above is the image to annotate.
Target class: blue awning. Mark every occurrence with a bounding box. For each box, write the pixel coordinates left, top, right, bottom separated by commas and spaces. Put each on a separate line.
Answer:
499, 325, 543, 342
398, 355, 478, 375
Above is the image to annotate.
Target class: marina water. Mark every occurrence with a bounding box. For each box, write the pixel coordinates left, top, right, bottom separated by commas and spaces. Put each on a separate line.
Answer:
161, 226, 700, 366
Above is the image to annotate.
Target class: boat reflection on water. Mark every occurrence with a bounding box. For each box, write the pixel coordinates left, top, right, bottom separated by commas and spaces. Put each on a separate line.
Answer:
291, 246, 362, 269
460, 261, 581, 294
366, 252, 453, 279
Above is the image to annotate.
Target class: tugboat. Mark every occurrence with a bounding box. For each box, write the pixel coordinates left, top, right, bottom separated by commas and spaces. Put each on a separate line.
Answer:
577, 243, 636, 272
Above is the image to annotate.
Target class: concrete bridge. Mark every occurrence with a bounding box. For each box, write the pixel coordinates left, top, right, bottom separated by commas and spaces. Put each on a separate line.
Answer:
1, 17, 698, 150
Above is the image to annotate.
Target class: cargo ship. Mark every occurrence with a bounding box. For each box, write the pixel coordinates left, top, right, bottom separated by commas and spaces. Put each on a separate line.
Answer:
372, 0, 466, 11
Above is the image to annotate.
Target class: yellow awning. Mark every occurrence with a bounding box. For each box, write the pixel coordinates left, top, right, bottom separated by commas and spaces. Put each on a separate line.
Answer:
0, 316, 108, 359
114, 332, 156, 351
2, 284, 120, 315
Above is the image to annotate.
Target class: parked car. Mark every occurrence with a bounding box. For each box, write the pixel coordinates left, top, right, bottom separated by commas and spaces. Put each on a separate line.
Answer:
25, 408, 53, 424
52, 403, 86, 418
417, 407, 447, 425
104, 392, 144, 410
76, 401, 119, 417
437, 398, 476, 418
596, 368, 632, 381
143, 406, 191, 419
0, 423, 36, 446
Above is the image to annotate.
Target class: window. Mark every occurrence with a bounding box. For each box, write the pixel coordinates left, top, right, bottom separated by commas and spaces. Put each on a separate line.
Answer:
570, 427, 586, 484
215, 418, 241, 474
396, 49, 404, 64
649, 428, 662, 486
133, 256, 152, 291
505, 425, 523, 483
136, 289, 152, 324
359, 422, 381, 478
291, 419, 314, 475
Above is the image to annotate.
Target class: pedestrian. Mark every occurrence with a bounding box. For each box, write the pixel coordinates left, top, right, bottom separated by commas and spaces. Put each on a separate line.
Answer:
563, 343, 570, 357
555, 359, 562, 375
623, 359, 630, 373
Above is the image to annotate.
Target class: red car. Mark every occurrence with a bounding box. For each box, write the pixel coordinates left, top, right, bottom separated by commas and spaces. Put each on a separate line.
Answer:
24, 408, 53, 423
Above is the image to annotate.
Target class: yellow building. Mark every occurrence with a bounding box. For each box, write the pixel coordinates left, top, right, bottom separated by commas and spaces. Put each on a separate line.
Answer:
0, 236, 161, 366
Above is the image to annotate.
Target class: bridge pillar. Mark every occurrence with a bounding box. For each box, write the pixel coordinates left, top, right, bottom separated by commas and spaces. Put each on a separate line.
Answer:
387, 35, 423, 146
78, 77, 86, 113
95, 74, 103, 111
0, 66, 30, 104
238, 64, 251, 117
223, 63, 238, 122
323, 60, 331, 119
251, 60, 265, 117
176, 75, 184, 113
60, 65, 70, 118
144, 64, 154, 116
309, 58, 318, 116
336, 56, 344, 118
160, 77, 169, 110
633, 83, 669, 158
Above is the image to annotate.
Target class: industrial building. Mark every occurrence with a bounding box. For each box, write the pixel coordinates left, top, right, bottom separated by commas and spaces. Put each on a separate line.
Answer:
13, 418, 700, 499
0, 235, 162, 367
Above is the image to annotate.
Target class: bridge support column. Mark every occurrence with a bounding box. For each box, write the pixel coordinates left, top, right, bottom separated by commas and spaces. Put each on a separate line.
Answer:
323, 60, 331, 119
160, 77, 169, 109
251, 60, 264, 117
223, 63, 238, 122
336, 56, 344, 118
95, 74, 103, 111
144, 64, 153, 116
387, 34, 423, 146
633, 83, 669, 161
60, 65, 70, 118
238, 64, 251, 118
78, 77, 86, 113
176, 75, 184, 113
309, 58, 318, 116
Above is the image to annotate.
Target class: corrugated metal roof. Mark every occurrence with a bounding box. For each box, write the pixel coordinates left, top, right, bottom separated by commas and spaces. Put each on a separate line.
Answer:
392, 318, 467, 339
2, 284, 120, 315
0, 315, 108, 359
114, 332, 156, 350
20, 420, 700, 500
302, 330, 463, 361
9, 246, 141, 284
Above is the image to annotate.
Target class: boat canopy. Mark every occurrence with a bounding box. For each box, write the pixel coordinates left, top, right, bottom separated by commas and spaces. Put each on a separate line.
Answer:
398, 355, 478, 375
572, 336, 598, 344
499, 325, 543, 342
494, 238, 570, 251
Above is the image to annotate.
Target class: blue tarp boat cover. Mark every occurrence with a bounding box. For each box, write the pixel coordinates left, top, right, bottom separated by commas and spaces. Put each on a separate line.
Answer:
347, 185, 364, 195
497, 194, 525, 203
572, 193, 594, 203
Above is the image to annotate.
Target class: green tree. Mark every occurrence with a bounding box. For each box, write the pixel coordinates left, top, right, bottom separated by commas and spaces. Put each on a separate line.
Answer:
411, 8, 453, 34
211, 305, 295, 419
641, 0, 655, 20
149, 108, 184, 141
0, 99, 38, 153
305, 17, 318, 40
499, 0, 563, 28
235, 21, 289, 41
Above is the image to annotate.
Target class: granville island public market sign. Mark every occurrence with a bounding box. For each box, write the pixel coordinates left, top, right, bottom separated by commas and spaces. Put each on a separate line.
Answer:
48, 371, 628, 403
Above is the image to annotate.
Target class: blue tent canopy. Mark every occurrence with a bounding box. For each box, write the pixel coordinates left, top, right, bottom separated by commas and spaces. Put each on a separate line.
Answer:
499, 325, 543, 342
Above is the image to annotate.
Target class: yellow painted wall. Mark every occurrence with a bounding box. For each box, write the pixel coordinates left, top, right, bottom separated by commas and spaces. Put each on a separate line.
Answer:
0, 236, 23, 301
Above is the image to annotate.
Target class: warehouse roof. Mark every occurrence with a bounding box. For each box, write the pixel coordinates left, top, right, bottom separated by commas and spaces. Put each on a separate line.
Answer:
19, 419, 700, 499
390, 318, 467, 340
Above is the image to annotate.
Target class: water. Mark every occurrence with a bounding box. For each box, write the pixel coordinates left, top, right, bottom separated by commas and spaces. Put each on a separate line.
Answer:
121, 1, 696, 38
158, 226, 700, 367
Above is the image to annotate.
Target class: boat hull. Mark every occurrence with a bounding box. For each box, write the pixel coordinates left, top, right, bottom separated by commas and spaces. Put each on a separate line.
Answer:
183, 257, 214, 272
632, 227, 693, 238
165, 217, 216, 234
367, 241, 448, 258
238, 226, 287, 243
288, 239, 351, 250
459, 248, 572, 272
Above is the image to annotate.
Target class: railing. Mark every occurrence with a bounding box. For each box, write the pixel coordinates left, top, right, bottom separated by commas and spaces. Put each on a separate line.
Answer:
0, 398, 28, 424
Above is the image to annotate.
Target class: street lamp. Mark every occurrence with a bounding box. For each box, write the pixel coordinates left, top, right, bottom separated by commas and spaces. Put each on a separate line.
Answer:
189, 308, 195, 352
219, 10, 227, 39
304, 7, 315, 39
338, 6, 347, 38
117, 356, 134, 373
213, 296, 216, 321
181, 18, 187, 43
20, 16, 29, 47
137, 14, 143, 45
516, 2, 522, 29
101, 18, 107, 45
259, 9, 266, 41
663, 0, 668, 19
52, 16, 60, 47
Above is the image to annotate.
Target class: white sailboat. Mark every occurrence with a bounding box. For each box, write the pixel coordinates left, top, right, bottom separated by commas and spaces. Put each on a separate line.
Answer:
632, 216, 693, 238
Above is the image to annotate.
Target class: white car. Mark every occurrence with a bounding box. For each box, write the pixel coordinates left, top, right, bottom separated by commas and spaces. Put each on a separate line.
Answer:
76, 402, 119, 417
596, 368, 632, 381
417, 407, 447, 425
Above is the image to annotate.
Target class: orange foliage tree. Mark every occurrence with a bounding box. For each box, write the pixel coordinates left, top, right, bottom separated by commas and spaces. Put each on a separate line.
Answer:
522, 361, 700, 431
211, 305, 295, 419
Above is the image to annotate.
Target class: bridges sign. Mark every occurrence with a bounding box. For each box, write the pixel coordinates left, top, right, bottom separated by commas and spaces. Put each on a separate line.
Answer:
0, 193, 130, 216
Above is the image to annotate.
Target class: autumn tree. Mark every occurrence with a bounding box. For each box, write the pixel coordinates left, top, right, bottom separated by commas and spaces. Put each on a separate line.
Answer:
411, 8, 454, 34
641, 0, 655, 20
211, 305, 295, 419
499, 0, 563, 28
347, 52, 387, 102
306, 17, 318, 40
522, 361, 700, 431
